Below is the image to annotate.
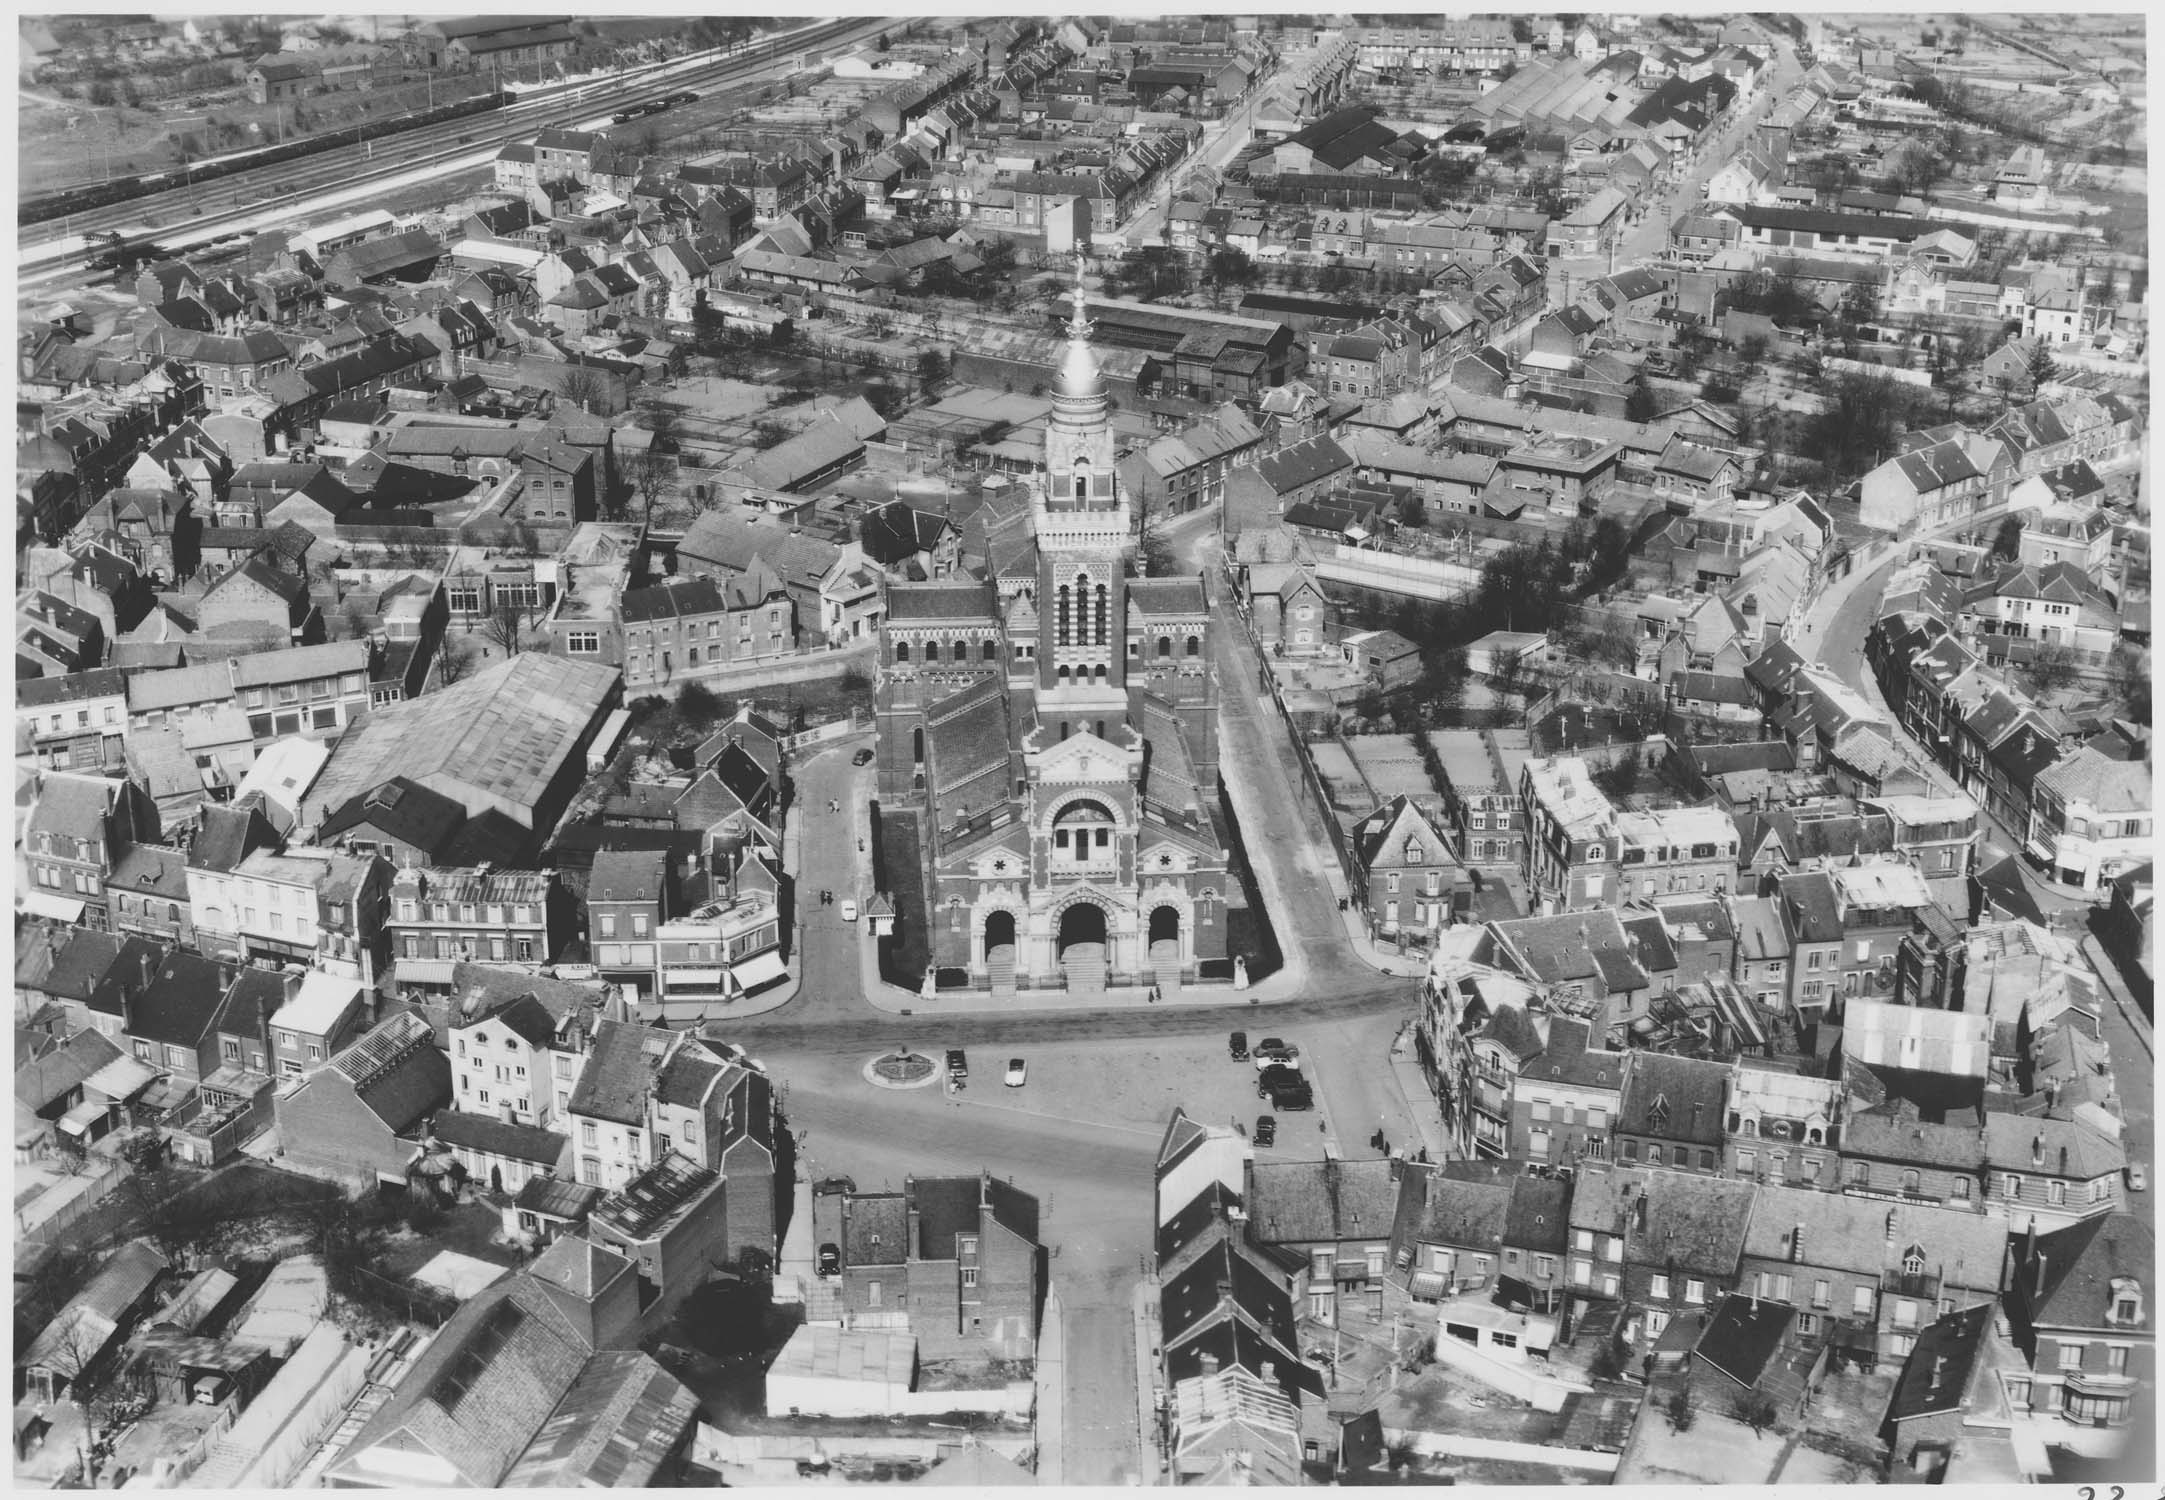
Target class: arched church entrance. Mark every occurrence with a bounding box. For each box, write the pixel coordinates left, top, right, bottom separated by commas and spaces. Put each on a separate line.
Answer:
983, 909, 1018, 992
1147, 904, 1184, 994
1056, 901, 1111, 993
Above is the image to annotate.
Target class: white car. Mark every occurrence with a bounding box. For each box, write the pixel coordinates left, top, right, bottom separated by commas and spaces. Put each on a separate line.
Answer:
1005, 1058, 1027, 1088
840, 899, 858, 922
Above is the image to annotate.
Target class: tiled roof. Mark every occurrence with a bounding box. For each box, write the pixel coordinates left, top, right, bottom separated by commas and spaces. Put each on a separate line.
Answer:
1247, 1157, 1400, 1244
431, 1109, 566, 1166
1618, 1052, 1730, 1146
566, 1018, 667, 1127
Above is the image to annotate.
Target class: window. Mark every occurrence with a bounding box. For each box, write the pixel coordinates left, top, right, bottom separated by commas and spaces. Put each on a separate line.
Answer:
2005, 1174, 2024, 1198
1684, 1279, 1705, 1305
2058, 1341, 2085, 1371
1852, 1285, 1874, 1316
961, 1266, 979, 1288
1650, 1274, 1671, 1300
1812, 1279, 1831, 1309
958, 1235, 978, 1258
582, 1121, 597, 1147
1738, 1149, 1755, 1173
2049, 1180, 2067, 1206
2107, 1344, 2130, 1374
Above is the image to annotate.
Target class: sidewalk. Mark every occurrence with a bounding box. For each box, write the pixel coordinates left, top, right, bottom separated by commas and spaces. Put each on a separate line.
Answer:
1035, 1285, 1065, 1486
1132, 1278, 1164, 1486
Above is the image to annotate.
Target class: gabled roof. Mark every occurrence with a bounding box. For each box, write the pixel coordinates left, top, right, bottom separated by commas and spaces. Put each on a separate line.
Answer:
1246, 1157, 1399, 1244
2024, 1213, 2153, 1329
1618, 1051, 1729, 1145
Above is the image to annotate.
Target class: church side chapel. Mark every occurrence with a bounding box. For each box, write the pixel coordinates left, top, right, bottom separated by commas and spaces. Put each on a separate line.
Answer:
876, 269, 1230, 994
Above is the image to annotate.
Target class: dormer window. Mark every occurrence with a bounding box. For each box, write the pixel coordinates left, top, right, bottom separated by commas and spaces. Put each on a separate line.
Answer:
2108, 1278, 2143, 1326
1903, 1244, 1927, 1277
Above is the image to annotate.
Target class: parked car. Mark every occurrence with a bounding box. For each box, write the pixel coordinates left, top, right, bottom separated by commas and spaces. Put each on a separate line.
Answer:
946, 1049, 968, 1080
1253, 1041, 1300, 1071
840, 899, 858, 922
1229, 1030, 1249, 1061
814, 1175, 857, 1197
1256, 1063, 1302, 1100
817, 1242, 842, 1276
1254, 1114, 1277, 1147
852, 747, 874, 766
1270, 1077, 1315, 1111
1005, 1057, 1027, 1088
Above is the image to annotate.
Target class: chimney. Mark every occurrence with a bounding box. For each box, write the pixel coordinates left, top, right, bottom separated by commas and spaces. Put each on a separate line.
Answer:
1633, 1195, 1648, 1234
2031, 1132, 2045, 1168
1929, 1355, 1947, 1391
2059, 1145, 2068, 1176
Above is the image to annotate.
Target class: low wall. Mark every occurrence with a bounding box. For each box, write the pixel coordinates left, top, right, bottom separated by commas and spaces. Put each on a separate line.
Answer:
1315, 542, 1483, 601
1820, 355, 1932, 387
1422, 1330, 1592, 1412
666, 640, 874, 694
1386, 1426, 1619, 1474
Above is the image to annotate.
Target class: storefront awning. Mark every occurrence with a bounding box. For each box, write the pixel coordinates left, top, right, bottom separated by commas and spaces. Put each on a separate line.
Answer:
18, 892, 85, 923
395, 958, 459, 985
732, 951, 789, 991
1409, 1270, 1449, 1300
665, 968, 726, 988
2022, 837, 2053, 862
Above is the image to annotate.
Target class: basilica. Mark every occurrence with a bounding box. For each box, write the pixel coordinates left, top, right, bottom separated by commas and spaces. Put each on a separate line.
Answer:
875, 275, 1230, 994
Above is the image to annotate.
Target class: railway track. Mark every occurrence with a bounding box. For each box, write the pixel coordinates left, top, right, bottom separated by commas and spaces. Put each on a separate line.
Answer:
19, 16, 892, 271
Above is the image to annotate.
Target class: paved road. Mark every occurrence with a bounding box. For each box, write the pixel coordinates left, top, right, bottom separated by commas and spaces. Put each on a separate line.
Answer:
738, 579, 1424, 1482
1613, 41, 1804, 267
1807, 536, 2098, 923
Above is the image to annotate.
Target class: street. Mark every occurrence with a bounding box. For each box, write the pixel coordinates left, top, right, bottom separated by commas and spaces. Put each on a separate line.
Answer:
742, 692, 1425, 1484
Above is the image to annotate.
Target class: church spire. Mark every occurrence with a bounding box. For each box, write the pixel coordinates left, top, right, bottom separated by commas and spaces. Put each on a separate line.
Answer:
1057, 256, 1104, 405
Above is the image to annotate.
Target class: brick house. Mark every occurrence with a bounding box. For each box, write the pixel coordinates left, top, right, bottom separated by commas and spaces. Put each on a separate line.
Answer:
586, 1152, 732, 1323
120, 949, 239, 1085
1567, 1166, 1756, 1350
273, 1011, 452, 1186
24, 772, 161, 929
1741, 1183, 2010, 1367
1348, 796, 1469, 951
1612, 1051, 1732, 1176
389, 867, 560, 983
2000, 1214, 2153, 1442
1723, 1064, 1843, 1190
265, 969, 372, 1080
819, 1172, 1044, 1359
1246, 1156, 1403, 1326
1840, 1104, 1990, 1211
1386, 1160, 1510, 1303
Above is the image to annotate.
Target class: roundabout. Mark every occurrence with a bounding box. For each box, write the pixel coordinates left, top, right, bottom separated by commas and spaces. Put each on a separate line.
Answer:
862, 1049, 942, 1089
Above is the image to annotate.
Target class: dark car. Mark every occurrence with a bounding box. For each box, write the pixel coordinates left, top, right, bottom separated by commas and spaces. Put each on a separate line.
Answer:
813, 1175, 856, 1197
1257, 1063, 1302, 1100
817, 1242, 842, 1276
1270, 1078, 1316, 1111
946, 1049, 968, 1079
852, 747, 874, 766
1229, 1030, 1249, 1060
1254, 1114, 1277, 1147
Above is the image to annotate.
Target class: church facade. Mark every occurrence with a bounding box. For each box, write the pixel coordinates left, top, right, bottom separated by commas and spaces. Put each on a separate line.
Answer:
875, 277, 1230, 993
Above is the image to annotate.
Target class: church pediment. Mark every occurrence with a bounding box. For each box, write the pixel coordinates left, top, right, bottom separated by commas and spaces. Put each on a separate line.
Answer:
1029, 728, 1135, 785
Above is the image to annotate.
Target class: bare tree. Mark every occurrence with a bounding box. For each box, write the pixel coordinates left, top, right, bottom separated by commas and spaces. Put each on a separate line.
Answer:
436, 636, 476, 686
483, 601, 531, 657
638, 397, 681, 453
634, 449, 676, 526
557, 364, 608, 414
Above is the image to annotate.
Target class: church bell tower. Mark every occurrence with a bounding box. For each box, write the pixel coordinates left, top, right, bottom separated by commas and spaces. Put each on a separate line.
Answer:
1035, 263, 1133, 704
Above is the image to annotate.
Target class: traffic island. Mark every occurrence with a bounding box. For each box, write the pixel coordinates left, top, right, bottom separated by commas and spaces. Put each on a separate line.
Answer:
863, 1049, 941, 1090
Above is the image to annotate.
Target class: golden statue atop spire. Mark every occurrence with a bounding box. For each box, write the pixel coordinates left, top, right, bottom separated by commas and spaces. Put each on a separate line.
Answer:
1065, 255, 1092, 343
